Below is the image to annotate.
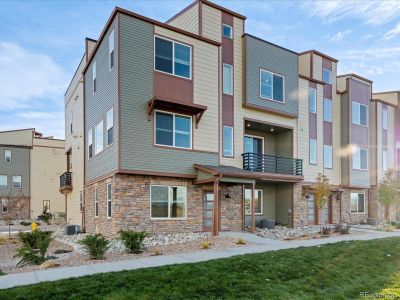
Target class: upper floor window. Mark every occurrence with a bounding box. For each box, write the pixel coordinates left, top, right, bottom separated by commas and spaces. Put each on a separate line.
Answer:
383, 149, 388, 171
322, 68, 332, 84
382, 106, 388, 130
323, 145, 332, 169
0, 175, 7, 188
223, 126, 233, 157
309, 88, 316, 113
93, 61, 97, 94
353, 146, 368, 170
4, 150, 11, 163
309, 139, 317, 165
107, 183, 112, 218
12, 175, 21, 188
223, 24, 233, 39
350, 193, 365, 213
69, 111, 73, 134
151, 185, 187, 219
155, 36, 191, 79
260, 69, 284, 102
109, 29, 115, 70
95, 121, 104, 154
323, 98, 332, 122
106, 107, 114, 146
244, 189, 263, 215
223, 64, 233, 95
155, 111, 192, 149
352, 101, 368, 126
88, 129, 93, 159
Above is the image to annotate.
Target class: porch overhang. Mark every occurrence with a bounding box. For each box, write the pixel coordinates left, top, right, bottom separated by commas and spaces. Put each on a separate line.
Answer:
147, 97, 207, 128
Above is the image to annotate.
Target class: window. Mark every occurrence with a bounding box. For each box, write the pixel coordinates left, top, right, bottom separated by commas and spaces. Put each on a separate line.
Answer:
4, 150, 11, 163
322, 68, 332, 84
107, 183, 112, 218
1, 199, 7, 213
223, 24, 233, 38
323, 98, 332, 122
324, 145, 333, 169
244, 189, 263, 215
154, 36, 191, 79
352, 102, 368, 126
309, 88, 316, 113
223, 64, 233, 95
350, 193, 365, 213
43, 200, 50, 212
150, 185, 187, 219
223, 126, 233, 157
69, 111, 73, 134
155, 111, 192, 149
109, 29, 115, 69
0, 175, 7, 188
260, 69, 284, 102
383, 150, 388, 171
383, 106, 388, 130
88, 129, 93, 159
353, 147, 368, 170
94, 187, 99, 217
95, 121, 104, 154
93, 61, 96, 94
12, 176, 21, 188
79, 191, 83, 213
309, 139, 317, 165
106, 107, 114, 146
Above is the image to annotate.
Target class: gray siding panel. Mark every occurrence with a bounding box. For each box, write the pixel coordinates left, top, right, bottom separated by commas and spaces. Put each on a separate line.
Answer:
245, 36, 298, 116
119, 15, 217, 175
0, 147, 30, 197
85, 17, 119, 182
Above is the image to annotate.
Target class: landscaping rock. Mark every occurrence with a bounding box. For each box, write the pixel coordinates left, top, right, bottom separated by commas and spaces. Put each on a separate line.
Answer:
256, 225, 327, 240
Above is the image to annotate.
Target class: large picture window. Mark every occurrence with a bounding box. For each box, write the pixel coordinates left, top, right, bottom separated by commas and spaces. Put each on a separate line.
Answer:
322, 68, 332, 84
260, 69, 284, 102
352, 101, 368, 126
353, 147, 368, 170
351, 193, 365, 213
151, 185, 187, 219
323, 98, 332, 122
223, 126, 233, 157
223, 64, 233, 95
324, 145, 333, 169
244, 189, 263, 215
155, 36, 191, 79
155, 111, 192, 149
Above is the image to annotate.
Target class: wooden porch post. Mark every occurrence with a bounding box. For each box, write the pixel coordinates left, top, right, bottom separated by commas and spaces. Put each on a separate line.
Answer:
251, 182, 255, 233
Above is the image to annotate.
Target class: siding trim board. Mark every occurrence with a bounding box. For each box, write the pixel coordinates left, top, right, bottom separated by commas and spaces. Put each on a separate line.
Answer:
299, 75, 325, 86
299, 50, 338, 63
242, 103, 298, 119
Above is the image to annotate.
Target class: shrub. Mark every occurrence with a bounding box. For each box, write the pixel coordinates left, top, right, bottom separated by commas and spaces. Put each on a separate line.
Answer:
78, 234, 109, 260
38, 210, 53, 225
339, 224, 351, 234
201, 240, 210, 249
152, 248, 162, 256
322, 226, 332, 236
119, 230, 148, 254
236, 238, 246, 245
14, 231, 54, 267
20, 221, 32, 226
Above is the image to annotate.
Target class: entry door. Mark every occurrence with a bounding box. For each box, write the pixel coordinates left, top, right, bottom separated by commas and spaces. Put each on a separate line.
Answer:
203, 192, 214, 232
244, 136, 263, 171
307, 194, 316, 225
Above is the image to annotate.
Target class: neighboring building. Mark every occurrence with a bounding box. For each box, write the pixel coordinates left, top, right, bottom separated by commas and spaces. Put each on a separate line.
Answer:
0, 129, 65, 220
61, 0, 398, 236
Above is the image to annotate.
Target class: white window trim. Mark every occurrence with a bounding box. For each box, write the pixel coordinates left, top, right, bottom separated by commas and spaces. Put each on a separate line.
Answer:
107, 183, 112, 219
92, 61, 96, 95
109, 29, 115, 71
4, 149, 11, 163
12, 175, 22, 189
222, 23, 233, 39
154, 110, 193, 150
352, 101, 368, 127
94, 187, 99, 217
153, 35, 192, 80
223, 126, 234, 157
323, 98, 333, 123
350, 192, 366, 214
309, 87, 317, 114
322, 68, 332, 84
259, 69, 285, 103
106, 107, 114, 147
245, 189, 263, 215
352, 146, 368, 170
323, 145, 333, 169
309, 138, 317, 165
150, 185, 187, 220
95, 120, 104, 155
0, 175, 7, 189
223, 63, 233, 95
88, 129, 93, 159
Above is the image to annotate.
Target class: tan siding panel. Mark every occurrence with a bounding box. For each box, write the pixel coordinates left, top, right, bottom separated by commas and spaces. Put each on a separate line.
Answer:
168, 3, 199, 34
201, 3, 221, 42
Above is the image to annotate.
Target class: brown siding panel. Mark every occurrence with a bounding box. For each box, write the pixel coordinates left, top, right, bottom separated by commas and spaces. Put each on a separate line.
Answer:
222, 95, 234, 126
309, 113, 317, 139
322, 58, 332, 70
324, 84, 332, 100
153, 72, 193, 103
323, 122, 333, 146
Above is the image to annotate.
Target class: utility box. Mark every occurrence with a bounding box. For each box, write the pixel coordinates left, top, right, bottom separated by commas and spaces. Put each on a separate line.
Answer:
65, 225, 80, 235
260, 219, 275, 229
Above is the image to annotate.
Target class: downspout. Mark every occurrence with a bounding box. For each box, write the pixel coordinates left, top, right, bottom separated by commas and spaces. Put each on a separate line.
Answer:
213, 174, 222, 236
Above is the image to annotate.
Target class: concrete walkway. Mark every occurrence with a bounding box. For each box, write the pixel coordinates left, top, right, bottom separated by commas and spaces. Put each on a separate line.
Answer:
1, 228, 399, 289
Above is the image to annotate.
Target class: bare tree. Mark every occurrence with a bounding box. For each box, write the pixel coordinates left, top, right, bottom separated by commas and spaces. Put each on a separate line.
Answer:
314, 173, 331, 233
378, 168, 399, 227
2, 190, 28, 237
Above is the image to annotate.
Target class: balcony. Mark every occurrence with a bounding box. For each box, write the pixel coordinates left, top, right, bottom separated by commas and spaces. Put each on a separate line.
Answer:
59, 172, 72, 194
242, 153, 303, 176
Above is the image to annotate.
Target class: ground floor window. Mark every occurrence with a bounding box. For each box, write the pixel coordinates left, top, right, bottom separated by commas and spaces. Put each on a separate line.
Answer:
350, 193, 365, 213
150, 185, 187, 219
1, 198, 7, 213
244, 189, 263, 215
43, 200, 50, 212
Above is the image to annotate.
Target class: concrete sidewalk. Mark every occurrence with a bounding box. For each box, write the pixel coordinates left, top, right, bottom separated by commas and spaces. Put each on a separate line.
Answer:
1, 228, 399, 289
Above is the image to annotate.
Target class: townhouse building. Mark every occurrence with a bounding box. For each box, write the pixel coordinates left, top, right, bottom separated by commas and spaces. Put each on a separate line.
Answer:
0, 128, 66, 220
61, 0, 398, 236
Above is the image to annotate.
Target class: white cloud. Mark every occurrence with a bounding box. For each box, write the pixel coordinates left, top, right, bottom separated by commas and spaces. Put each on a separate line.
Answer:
0, 41, 67, 111
327, 30, 352, 42
303, 0, 400, 25
383, 22, 400, 40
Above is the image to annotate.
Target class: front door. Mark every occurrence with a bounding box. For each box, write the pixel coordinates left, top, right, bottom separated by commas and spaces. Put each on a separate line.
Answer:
244, 135, 263, 171
203, 192, 214, 232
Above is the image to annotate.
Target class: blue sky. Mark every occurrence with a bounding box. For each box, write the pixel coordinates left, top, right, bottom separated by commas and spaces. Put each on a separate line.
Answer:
0, 0, 399, 139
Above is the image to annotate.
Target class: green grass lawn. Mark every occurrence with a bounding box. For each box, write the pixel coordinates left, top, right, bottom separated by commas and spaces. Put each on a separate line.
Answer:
1, 238, 400, 300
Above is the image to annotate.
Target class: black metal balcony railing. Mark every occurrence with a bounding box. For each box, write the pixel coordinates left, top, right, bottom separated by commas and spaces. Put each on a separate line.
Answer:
60, 172, 72, 189
242, 153, 303, 176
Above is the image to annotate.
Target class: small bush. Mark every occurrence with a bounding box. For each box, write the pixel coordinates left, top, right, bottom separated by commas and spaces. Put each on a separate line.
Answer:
152, 248, 162, 256
78, 234, 109, 260
201, 240, 210, 249
20, 221, 32, 226
339, 224, 351, 234
322, 226, 332, 236
236, 238, 246, 245
38, 210, 53, 225
14, 231, 54, 267
119, 230, 148, 254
